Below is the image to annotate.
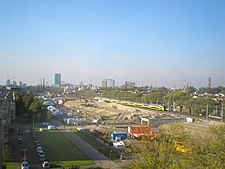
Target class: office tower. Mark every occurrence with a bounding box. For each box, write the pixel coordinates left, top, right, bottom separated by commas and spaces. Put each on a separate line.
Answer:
102, 79, 115, 88
53, 73, 61, 85
6, 79, 10, 86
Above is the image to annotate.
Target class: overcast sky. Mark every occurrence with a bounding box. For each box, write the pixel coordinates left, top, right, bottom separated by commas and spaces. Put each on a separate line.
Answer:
0, 0, 225, 88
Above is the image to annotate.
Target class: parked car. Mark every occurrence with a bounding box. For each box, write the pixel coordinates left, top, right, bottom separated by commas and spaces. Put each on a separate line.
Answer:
42, 122, 49, 127
18, 135, 23, 142
39, 156, 46, 162
36, 146, 43, 153
21, 161, 29, 169
42, 161, 50, 168
38, 150, 45, 158
47, 125, 57, 130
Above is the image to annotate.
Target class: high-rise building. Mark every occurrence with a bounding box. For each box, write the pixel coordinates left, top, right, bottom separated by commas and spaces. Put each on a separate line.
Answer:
19, 81, 23, 86
208, 77, 212, 88
53, 73, 61, 85
102, 79, 115, 88
12, 81, 17, 86
102, 79, 107, 88
6, 79, 10, 86
124, 81, 135, 87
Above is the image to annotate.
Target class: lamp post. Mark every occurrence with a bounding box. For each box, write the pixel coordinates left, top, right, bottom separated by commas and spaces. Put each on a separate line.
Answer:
108, 150, 112, 169
22, 148, 27, 161
32, 115, 35, 129
0, 119, 3, 169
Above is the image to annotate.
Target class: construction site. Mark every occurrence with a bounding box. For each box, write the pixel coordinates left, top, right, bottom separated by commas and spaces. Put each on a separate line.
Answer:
59, 98, 222, 145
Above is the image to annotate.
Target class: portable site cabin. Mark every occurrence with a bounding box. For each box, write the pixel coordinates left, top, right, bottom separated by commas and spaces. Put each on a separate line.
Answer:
111, 131, 127, 141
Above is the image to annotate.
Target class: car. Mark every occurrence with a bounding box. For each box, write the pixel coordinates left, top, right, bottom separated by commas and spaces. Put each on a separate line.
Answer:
17, 128, 22, 133
18, 135, 23, 141
47, 125, 57, 130
42, 122, 49, 127
42, 161, 50, 168
36, 146, 43, 153
39, 156, 46, 162
21, 161, 29, 169
38, 150, 45, 158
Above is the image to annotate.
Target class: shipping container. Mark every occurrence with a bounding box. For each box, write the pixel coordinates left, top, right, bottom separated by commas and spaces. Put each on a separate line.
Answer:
111, 131, 127, 141
128, 125, 158, 140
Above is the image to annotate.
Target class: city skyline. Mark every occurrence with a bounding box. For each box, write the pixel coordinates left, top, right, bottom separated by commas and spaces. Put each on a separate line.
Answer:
0, 0, 225, 88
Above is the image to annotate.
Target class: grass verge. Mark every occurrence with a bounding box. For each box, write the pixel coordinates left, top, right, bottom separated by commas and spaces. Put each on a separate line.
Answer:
36, 130, 94, 167
71, 129, 118, 160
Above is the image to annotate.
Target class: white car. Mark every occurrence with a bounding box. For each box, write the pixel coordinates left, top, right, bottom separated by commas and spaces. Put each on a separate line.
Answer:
39, 156, 46, 162
36, 146, 43, 153
38, 150, 45, 158
42, 161, 50, 168
18, 135, 23, 141
21, 161, 29, 169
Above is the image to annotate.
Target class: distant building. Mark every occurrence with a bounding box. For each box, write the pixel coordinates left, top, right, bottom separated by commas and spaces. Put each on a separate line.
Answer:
19, 81, 23, 86
102, 79, 107, 88
124, 81, 135, 87
102, 79, 115, 88
12, 81, 17, 86
53, 73, 61, 85
6, 79, 10, 86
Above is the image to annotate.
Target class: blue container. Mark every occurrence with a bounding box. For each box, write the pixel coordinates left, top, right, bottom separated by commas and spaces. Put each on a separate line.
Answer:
111, 132, 127, 141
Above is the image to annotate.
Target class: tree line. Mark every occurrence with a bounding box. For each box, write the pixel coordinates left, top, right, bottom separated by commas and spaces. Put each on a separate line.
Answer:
15, 90, 47, 122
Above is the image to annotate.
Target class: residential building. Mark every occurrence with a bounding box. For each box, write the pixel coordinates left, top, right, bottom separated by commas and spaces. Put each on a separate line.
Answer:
0, 90, 16, 163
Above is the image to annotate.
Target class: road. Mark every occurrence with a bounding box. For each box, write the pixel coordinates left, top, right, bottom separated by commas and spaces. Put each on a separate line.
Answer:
11, 123, 42, 169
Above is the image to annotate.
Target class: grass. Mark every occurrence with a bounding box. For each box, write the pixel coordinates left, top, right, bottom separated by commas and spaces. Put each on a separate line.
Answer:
36, 130, 94, 167
71, 129, 119, 160
4, 162, 20, 169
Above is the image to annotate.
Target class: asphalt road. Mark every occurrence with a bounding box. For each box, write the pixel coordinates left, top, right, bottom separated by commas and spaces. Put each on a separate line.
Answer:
11, 123, 42, 169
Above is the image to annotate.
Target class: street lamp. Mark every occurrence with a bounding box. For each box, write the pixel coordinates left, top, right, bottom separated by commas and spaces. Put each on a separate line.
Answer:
108, 150, 112, 169
32, 115, 35, 129
22, 148, 27, 161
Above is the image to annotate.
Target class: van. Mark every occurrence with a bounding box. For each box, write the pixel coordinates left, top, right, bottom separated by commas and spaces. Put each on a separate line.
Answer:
47, 125, 56, 130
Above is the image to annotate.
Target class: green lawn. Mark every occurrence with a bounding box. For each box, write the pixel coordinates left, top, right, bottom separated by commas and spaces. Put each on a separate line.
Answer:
72, 129, 118, 160
4, 162, 20, 169
36, 130, 94, 167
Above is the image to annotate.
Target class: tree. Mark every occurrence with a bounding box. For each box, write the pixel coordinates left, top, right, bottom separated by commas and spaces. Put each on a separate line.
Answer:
129, 124, 225, 169
129, 124, 193, 169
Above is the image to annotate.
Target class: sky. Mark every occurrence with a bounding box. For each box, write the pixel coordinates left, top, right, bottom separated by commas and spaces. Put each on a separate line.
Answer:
0, 0, 225, 88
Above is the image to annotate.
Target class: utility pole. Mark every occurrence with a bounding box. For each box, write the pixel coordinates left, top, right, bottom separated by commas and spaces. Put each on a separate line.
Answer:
206, 105, 209, 121
221, 103, 224, 122
33, 115, 35, 129
109, 150, 112, 169
0, 119, 3, 169
167, 99, 170, 112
